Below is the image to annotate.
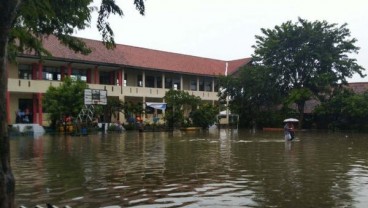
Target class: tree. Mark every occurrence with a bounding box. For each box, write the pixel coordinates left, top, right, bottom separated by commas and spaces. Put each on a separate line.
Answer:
252, 17, 365, 127
284, 87, 314, 119
218, 65, 283, 128
122, 101, 144, 120
103, 97, 125, 123
190, 103, 218, 129
43, 77, 88, 128
164, 89, 201, 128
0, 1, 145, 207
314, 88, 368, 130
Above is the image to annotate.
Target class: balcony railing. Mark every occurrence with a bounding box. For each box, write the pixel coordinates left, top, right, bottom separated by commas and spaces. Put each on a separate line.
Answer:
8, 78, 218, 100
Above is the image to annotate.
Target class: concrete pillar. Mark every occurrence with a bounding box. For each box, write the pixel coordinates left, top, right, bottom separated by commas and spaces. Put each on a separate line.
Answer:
180, 75, 183, 90
142, 70, 146, 88
162, 73, 165, 89
212, 77, 215, 92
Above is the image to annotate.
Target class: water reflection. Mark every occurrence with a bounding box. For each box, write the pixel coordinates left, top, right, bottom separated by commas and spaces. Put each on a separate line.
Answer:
10, 130, 368, 207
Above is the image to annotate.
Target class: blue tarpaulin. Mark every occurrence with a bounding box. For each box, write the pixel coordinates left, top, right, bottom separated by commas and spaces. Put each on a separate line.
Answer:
146, 102, 167, 110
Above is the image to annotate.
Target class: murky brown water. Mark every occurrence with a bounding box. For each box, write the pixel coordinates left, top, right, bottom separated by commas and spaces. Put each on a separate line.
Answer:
10, 129, 368, 207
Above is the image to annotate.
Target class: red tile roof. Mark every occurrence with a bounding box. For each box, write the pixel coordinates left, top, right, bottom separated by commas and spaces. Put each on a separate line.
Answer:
347, 82, 368, 94
38, 36, 251, 76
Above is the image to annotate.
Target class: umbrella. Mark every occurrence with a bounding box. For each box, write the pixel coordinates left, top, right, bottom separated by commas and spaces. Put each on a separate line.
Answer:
283, 118, 299, 123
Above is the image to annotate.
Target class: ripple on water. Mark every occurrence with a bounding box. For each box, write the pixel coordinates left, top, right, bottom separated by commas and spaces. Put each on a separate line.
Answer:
113, 185, 129, 190
12, 131, 368, 207
167, 191, 198, 197
152, 187, 178, 192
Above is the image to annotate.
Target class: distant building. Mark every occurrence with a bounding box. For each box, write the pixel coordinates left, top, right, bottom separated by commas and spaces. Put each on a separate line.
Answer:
296, 82, 368, 114
347, 82, 368, 94
7, 36, 251, 125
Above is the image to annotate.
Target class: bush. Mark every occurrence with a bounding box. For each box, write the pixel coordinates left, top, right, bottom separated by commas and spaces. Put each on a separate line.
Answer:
190, 104, 218, 129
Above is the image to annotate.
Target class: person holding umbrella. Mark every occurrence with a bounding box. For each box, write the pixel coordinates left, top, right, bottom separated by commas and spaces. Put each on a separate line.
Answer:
283, 118, 298, 140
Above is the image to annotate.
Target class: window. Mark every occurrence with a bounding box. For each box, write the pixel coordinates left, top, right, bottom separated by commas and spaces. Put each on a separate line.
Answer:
165, 75, 180, 89
18, 64, 32, 80
156, 76, 162, 88
173, 78, 180, 90
137, 75, 143, 87
214, 80, 219, 92
205, 79, 212, 91
43, 66, 59, 81
190, 80, 197, 91
99, 71, 110, 84
199, 78, 204, 91
124, 73, 127, 86
146, 75, 155, 88
71, 69, 87, 81
165, 78, 172, 89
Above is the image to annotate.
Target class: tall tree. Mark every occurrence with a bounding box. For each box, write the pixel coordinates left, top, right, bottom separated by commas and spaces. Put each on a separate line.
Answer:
252, 17, 365, 127
0, 1, 145, 207
218, 65, 283, 128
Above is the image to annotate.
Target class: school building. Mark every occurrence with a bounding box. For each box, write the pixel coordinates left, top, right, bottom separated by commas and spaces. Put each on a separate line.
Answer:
6, 36, 251, 126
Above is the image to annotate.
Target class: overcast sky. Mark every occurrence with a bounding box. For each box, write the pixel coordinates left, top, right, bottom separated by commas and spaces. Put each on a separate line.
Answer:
74, 0, 368, 82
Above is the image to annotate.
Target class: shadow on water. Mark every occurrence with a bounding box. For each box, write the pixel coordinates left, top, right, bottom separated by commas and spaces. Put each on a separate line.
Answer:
10, 130, 368, 207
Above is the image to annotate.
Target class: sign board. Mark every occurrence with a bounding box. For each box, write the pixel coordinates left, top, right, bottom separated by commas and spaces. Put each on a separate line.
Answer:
84, 89, 107, 105
146, 102, 167, 110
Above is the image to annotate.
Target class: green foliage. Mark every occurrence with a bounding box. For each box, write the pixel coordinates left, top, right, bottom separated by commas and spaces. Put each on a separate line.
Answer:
122, 101, 144, 123
164, 89, 201, 127
252, 17, 365, 126
253, 18, 364, 89
43, 77, 88, 127
164, 89, 201, 109
103, 97, 124, 122
284, 87, 314, 122
218, 65, 282, 128
314, 89, 368, 130
256, 108, 296, 128
107, 123, 123, 132
165, 109, 184, 128
123, 122, 136, 131
285, 88, 314, 106
314, 89, 368, 131
190, 103, 218, 129
0, 1, 146, 206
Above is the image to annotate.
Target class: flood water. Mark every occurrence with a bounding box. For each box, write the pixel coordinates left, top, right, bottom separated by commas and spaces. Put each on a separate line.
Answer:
10, 129, 368, 207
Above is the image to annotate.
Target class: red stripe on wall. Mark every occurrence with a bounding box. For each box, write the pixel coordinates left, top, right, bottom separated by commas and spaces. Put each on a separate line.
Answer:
38, 62, 43, 80
61, 66, 65, 81
38, 93, 43, 125
94, 66, 99, 84
67, 64, 72, 76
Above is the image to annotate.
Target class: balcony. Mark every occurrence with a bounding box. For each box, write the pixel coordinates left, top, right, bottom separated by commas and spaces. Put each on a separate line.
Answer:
8, 79, 218, 100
